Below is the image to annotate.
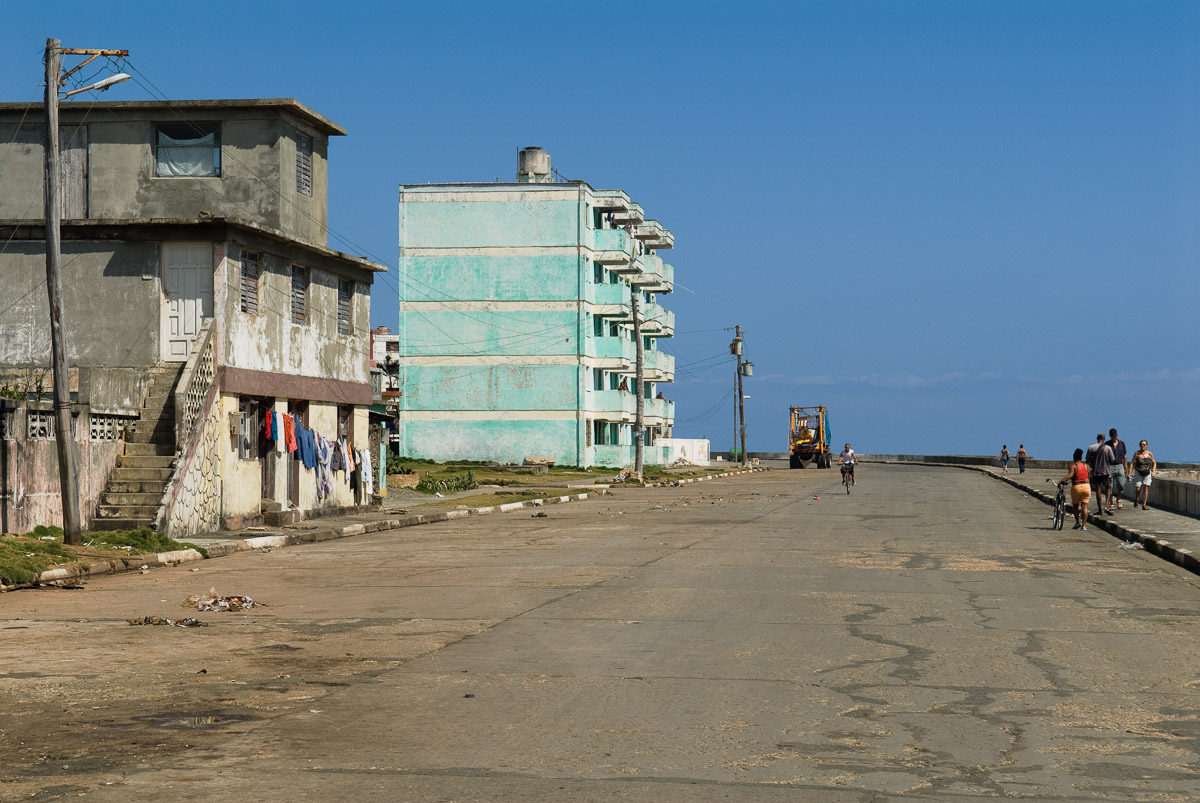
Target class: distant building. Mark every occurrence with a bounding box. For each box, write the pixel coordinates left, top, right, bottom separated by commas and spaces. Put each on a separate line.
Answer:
0, 98, 386, 535
398, 147, 676, 467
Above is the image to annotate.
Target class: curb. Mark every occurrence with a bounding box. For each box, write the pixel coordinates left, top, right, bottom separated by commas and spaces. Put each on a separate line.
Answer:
10, 468, 765, 591
878, 460, 1200, 576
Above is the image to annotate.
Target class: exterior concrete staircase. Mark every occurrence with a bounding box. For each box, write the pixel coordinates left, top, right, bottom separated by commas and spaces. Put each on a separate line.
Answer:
91, 365, 183, 531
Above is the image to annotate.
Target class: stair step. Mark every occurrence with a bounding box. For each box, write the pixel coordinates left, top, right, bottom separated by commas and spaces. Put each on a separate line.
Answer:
124, 442, 176, 457
110, 467, 172, 482
89, 518, 155, 532
107, 480, 169, 494
117, 454, 175, 469
102, 492, 162, 506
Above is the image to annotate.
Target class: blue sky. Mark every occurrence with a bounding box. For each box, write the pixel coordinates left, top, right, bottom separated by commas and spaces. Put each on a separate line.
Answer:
4, 1, 1197, 460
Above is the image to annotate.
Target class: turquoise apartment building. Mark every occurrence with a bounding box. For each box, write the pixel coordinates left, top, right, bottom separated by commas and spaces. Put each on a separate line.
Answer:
398, 147, 677, 467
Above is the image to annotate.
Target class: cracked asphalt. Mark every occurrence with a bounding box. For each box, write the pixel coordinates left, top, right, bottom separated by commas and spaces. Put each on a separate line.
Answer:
2, 464, 1199, 801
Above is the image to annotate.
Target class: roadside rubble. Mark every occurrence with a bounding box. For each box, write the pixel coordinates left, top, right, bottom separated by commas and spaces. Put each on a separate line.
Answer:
183, 589, 260, 611
128, 616, 207, 627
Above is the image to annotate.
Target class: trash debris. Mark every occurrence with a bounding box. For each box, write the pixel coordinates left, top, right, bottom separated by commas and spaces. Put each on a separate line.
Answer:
183, 588, 259, 611
813, 495, 820, 500
1118, 541, 1145, 550
128, 616, 207, 627
434, 492, 445, 498
531, 511, 548, 518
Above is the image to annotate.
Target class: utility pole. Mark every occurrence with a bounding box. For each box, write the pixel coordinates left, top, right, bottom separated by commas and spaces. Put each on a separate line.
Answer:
728, 326, 754, 467
42, 39, 129, 545
730, 326, 748, 466
632, 287, 644, 477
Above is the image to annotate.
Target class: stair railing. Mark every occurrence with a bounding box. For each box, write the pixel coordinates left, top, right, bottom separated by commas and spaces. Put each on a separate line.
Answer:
175, 319, 216, 450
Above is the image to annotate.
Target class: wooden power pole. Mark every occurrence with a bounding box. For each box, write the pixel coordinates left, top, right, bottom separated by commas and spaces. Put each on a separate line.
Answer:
42, 39, 129, 544
42, 38, 83, 545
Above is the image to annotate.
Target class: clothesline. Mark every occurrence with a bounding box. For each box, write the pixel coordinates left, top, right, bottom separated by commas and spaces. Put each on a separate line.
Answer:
263, 410, 374, 499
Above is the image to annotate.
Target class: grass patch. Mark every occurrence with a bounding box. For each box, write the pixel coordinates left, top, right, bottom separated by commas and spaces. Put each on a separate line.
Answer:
0, 526, 205, 587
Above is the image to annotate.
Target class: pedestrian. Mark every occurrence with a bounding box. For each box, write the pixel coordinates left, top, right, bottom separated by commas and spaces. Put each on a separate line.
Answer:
1017, 444, 1027, 473
1131, 440, 1156, 510
1059, 448, 1091, 530
1085, 433, 1114, 516
1105, 428, 1129, 512
1000, 444, 1010, 474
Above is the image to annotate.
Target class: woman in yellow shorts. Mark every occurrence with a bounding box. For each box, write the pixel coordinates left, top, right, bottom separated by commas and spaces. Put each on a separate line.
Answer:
1059, 448, 1091, 530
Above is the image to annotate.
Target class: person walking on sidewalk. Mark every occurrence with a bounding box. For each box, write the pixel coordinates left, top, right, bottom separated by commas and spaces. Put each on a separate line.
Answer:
1086, 434, 1114, 517
1131, 440, 1156, 510
1017, 445, 1027, 473
1000, 445, 1010, 474
1105, 428, 1129, 512
1060, 448, 1091, 530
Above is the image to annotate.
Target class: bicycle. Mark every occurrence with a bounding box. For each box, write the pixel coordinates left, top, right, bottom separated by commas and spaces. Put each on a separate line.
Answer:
1046, 478, 1066, 530
840, 464, 854, 494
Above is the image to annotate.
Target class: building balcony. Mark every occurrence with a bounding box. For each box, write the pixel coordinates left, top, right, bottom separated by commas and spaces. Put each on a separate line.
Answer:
612, 202, 644, 226
644, 349, 675, 382
591, 189, 632, 213
634, 220, 674, 250
585, 281, 631, 319
631, 254, 664, 288
641, 303, 675, 337
644, 397, 676, 425
584, 389, 636, 422
585, 336, 636, 371
651, 261, 674, 294
592, 228, 633, 266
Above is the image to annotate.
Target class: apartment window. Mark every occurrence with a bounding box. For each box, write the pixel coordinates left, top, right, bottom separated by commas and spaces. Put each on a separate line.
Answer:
593, 369, 604, 391
337, 279, 352, 335
240, 251, 261, 315
296, 133, 313, 196
155, 122, 221, 177
291, 266, 308, 324
593, 316, 603, 338
337, 405, 352, 443
237, 398, 270, 460
593, 263, 604, 284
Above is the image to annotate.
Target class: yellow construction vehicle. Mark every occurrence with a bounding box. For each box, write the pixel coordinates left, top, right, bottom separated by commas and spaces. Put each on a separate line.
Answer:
789, 406, 831, 469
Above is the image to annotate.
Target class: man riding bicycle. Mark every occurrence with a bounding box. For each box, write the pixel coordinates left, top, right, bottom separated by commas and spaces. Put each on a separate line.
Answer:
839, 443, 857, 486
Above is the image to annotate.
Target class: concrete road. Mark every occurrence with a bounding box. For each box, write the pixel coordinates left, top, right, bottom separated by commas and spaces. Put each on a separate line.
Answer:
3, 465, 1199, 801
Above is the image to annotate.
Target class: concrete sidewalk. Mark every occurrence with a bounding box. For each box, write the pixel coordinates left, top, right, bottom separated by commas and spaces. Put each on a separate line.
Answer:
973, 464, 1199, 575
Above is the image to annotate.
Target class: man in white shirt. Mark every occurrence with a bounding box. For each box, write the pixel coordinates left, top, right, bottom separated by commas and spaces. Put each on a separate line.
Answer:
839, 443, 857, 485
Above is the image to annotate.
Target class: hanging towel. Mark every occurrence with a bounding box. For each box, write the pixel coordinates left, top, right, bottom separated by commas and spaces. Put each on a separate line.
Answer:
284, 414, 298, 453
359, 448, 374, 496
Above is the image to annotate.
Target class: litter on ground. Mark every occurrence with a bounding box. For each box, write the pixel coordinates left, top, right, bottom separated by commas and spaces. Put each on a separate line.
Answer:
129, 616, 207, 627
183, 588, 259, 611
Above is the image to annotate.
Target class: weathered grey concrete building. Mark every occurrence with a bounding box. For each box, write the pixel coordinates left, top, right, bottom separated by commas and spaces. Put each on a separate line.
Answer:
0, 99, 385, 536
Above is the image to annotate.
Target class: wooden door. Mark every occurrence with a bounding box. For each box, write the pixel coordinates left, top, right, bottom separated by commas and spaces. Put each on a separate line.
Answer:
161, 243, 214, 362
